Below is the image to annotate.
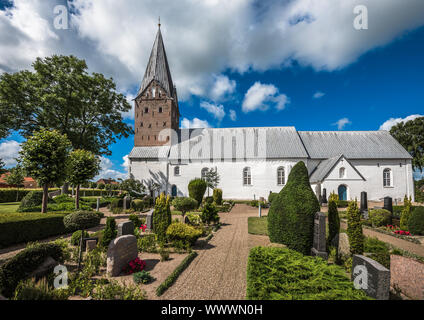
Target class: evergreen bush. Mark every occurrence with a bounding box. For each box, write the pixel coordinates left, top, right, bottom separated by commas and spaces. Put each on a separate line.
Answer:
101, 217, 117, 248
267, 161, 320, 255
71, 230, 90, 246
400, 196, 413, 230
200, 202, 220, 224
369, 209, 392, 227
347, 201, 364, 255
153, 194, 172, 244
63, 211, 100, 232
188, 179, 207, 208
408, 206, 424, 235
268, 192, 278, 204
166, 222, 203, 247
130, 199, 145, 212
213, 188, 223, 205
328, 199, 340, 243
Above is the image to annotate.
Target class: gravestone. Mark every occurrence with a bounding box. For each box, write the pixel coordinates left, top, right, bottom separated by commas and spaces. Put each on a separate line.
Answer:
86, 240, 97, 252
118, 221, 135, 237
107, 235, 138, 277
146, 209, 154, 230
322, 188, 328, 204
82, 237, 98, 252
123, 196, 131, 211
311, 212, 328, 260
96, 197, 100, 212
258, 204, 262, 218
352, 255, 390, 300
360, 192, 368, 212
383, 197, 393, 214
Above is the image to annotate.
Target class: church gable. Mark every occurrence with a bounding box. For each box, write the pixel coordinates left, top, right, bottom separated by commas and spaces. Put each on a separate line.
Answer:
310, 155, 365, 183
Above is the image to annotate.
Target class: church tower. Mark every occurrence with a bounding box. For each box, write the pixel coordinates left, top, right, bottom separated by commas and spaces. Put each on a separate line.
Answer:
134, 23, 180, 147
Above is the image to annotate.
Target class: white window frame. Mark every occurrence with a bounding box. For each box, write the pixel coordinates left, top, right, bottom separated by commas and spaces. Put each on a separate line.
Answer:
277, 167, 285, 186
243, 167, 252, 186
339, 167, 346, 179
201, 168, 208, 181
383, 168, 392, 187
174, 166, 180, 176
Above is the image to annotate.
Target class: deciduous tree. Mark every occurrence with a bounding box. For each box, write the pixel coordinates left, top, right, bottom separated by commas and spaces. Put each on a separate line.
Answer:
5, 166, 25, 201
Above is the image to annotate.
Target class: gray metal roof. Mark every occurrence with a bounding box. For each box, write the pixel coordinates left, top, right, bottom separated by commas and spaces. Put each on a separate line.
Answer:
298, 131, 412, 160
168, 127, 309, 160
309, 155, 343, 184
129, 146, 170, 160
137, 28, 174, 98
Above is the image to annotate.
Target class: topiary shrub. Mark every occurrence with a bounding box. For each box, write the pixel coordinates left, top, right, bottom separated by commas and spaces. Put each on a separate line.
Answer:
188, 179, 207, 208
71, 230, 90, 246
166, 222, 203, 247
110, 198, 123, 210
328, 199, 340, 244
268, 192, 278, 204
129, 214, 142, 229
63, 211, 101, 232
101, 217, 117, 248
200, 202, 220, 224
400, 196, 413, 230
17, 191, 44, 212
347, 201, 364, 255
172, 197, 198, 220
0, 243, 64, 298
213, 189, 223, 205
408, 207, 424, 236
267, 161, 320, 255
369, 209, 392, 228
328, 192, 339, 206
131, 199, 145, 212
153, 193, 172, 244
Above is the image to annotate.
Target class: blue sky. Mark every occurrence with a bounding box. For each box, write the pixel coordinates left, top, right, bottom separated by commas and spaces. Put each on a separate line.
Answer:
0, 0, 423, 180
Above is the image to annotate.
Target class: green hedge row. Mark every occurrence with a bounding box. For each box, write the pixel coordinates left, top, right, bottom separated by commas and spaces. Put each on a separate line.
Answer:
0, 213, 68, 248
246, 247, 372, 300
156, 252, 198, 297
0, 189, 60, 204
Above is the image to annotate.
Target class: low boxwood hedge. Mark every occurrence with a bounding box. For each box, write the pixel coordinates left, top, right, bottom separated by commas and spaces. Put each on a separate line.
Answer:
0, 189, 60, 204
0, 243, 64, 298
63, 211, 101, 232
246, 246, 372, 300
0, 213, 69, 248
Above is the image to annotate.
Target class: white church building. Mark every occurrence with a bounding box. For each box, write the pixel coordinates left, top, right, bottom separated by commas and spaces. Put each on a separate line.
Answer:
129, 26, 415, 202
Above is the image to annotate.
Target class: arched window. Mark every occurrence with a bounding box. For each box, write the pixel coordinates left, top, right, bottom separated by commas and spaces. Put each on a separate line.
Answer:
243, 167, 252, 186
201, 168, 208, 181
159, 107, 163, 113
277, 167, 285, 186
339, 167, 346, 179
174, 166, 180, 176
383, 169, 392, 187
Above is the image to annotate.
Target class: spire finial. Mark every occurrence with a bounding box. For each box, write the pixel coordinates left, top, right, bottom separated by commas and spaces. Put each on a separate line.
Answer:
158, 16, 161, 28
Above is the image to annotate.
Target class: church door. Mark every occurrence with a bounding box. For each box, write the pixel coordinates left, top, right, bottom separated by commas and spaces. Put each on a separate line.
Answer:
338, 185, 347, 201
171, 185, 177, 197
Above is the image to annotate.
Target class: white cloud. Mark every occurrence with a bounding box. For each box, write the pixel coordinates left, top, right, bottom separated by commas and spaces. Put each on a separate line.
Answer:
210, 74, 236, 101
200, 101, 226, 121
313, 91, 325, 99
414, 170, 424, 180
333, 118, 352, 130
122, 93, 136, 120
242, 82, 290, 113
0, 140, 21, 167
181, 118, 211, 129
379, 114, 424, 131
1, 1, 424, 100
94, 155, 129, 181
229, 109, 237, 122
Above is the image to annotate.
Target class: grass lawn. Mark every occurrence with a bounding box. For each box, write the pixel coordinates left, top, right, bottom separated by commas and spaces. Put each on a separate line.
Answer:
248, 216, 268, 236
0, 202, 20, 214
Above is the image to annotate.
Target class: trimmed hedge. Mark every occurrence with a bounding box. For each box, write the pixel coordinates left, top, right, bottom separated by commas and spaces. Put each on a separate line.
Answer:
0, 189, 60, 204
0, 213, 68, 248
166, 222, 202, 247
63, 211, 100, 232
213, 188, 223, 205
188, 179, 207, 208
246, 246, 371, 300
408, 206, 424, 236
328, 199, 340, 243
268, 162, 320, 255
0, 243, 64, 298
347, 201, 364, 255
153, 194, 172, 244
369, 209, 392, 227
156, 251, 198, 297
268, 192, 278, 204
18, 191, 44, 212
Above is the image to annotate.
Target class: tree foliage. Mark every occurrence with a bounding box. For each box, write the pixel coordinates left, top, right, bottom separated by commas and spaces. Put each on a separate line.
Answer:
120, 179, 145, 197
19, 129, 72, 213
5, 166, 25, 202
328, 199, 340, 244
188, 179, 207, 208
172, 197, 198, 219
390, 116, 424, 172
347, 200, 364, 255
67, 150, 100, 209
0, 55, 133, 155
0, 158, 6, 175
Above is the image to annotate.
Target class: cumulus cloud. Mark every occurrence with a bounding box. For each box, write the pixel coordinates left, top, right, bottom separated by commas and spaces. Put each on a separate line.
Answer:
181, 118, 211, 129
333, 118, 352, 130
94, 155, 129, 181
313, 91, 325, 99
200, 101, 226, 121
242, 82, 290, 113
0, 140, 21, 167
210, 74, 236, 101
379, 114, 424, 131
1, 0, 424, 101
229, 109, 237, 122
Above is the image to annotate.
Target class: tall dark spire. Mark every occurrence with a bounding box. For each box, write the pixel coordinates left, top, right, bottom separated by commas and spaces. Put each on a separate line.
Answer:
137, 25, 174, 98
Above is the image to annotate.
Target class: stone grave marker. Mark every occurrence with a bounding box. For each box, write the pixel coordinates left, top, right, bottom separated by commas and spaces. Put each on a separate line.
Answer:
86, 240, 97, 252
118, 221, 135, 237
96, 197, 100, 212
383, 197, 393, 214
352, 255, 390, 300
107, 235, 138, 277
311, 212, 328, 260
123, 196, 131, 211
146, 209, 154, 230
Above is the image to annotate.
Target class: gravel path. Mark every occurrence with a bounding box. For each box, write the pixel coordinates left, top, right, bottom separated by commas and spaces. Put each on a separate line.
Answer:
341, 221, 424, 257
161, 204, 259, 300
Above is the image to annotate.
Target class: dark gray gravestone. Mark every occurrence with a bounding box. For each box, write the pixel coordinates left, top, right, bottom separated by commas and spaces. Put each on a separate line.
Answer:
123, 196, 131, 211
118, 221, 135, 237
360, 192, 368, 212
383, 197, 393, 214
96, 197, 100, 212
146, 209, 154, 230
352, 255, 390, 300
311, 212, 328, 260
322, 188, 328, 204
